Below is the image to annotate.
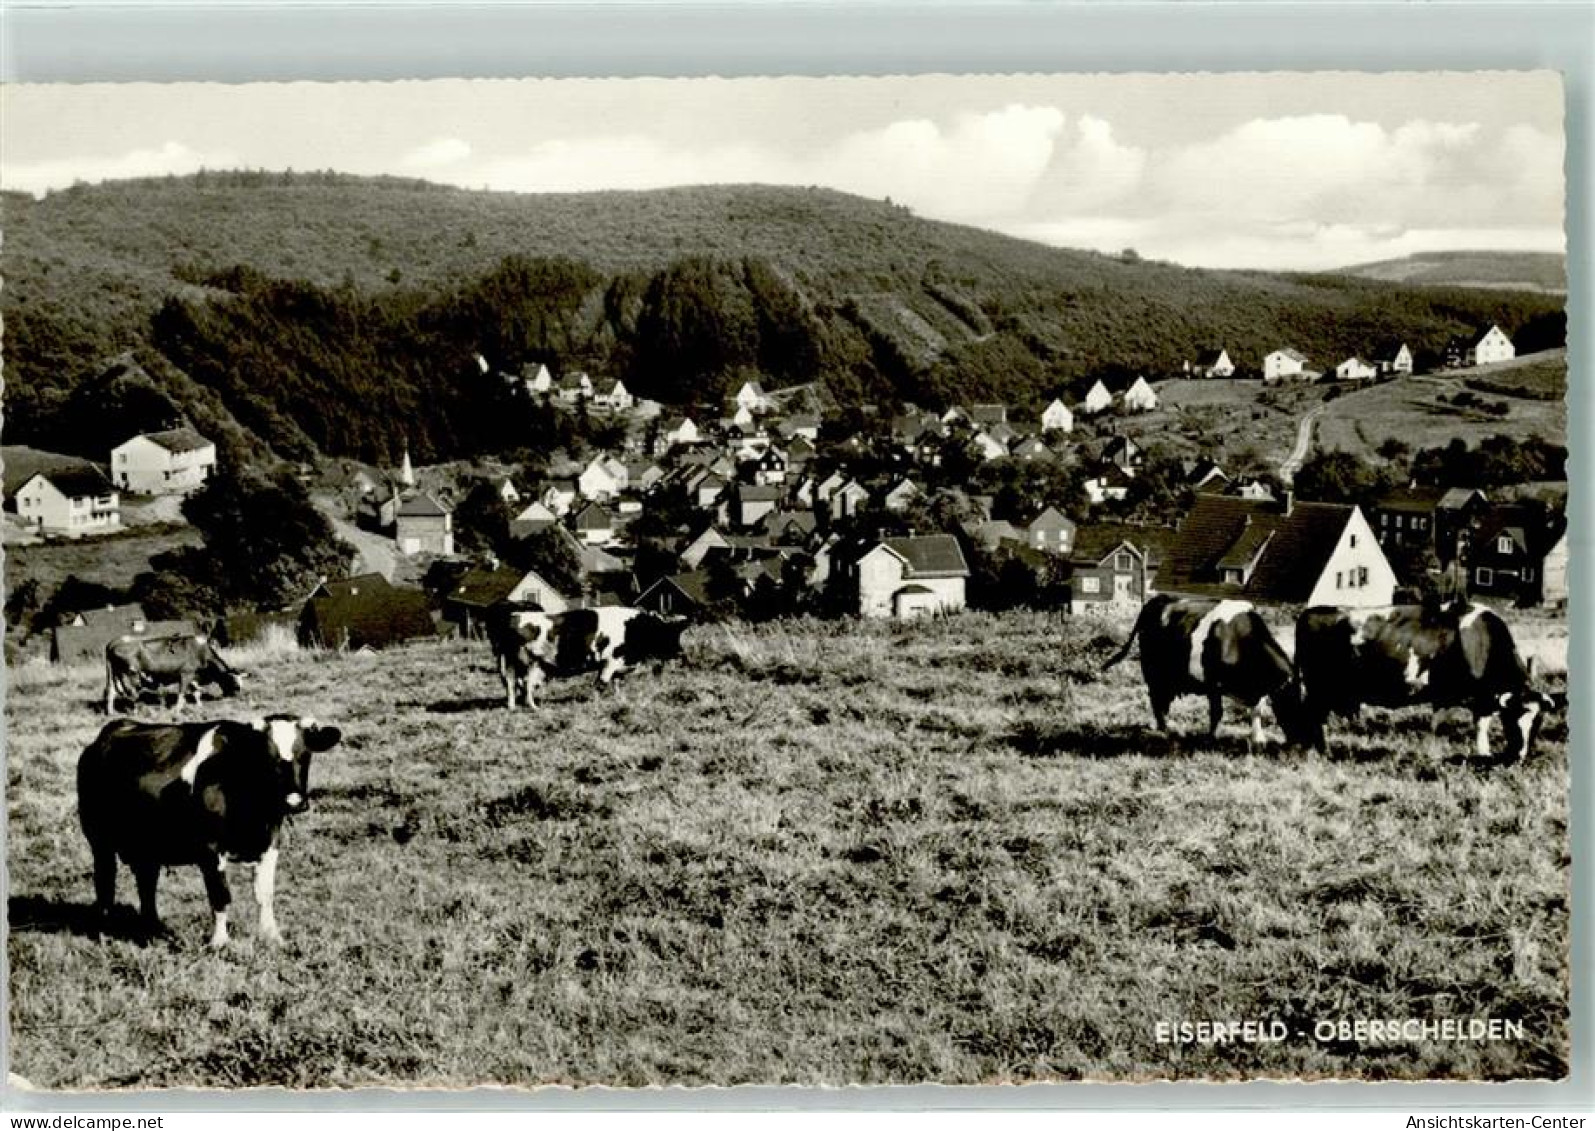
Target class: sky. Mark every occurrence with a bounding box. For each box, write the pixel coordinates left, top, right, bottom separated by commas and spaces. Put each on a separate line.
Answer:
0, 73, 1566, 270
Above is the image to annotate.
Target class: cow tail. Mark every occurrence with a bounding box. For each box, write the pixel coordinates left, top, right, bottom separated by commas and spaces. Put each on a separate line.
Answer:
103, 651, 116, 714
1102, 601, 1155, 672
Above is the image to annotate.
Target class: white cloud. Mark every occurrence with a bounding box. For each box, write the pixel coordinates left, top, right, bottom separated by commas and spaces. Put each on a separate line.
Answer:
3, 141, 239, 197
401, 137, 473, 169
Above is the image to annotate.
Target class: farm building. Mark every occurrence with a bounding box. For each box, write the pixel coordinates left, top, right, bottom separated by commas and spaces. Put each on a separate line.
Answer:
51, 605, 195, 665
298, 582, 437, 651
110, 428, 216, 495
1263, 349, 1310, 383
1065, 524, 1174, 616
1040, 399, 1075, 433
1188, 348, 1236, 378
849, 533, 970, 620
1334, 357, 1378, 382
1159, 493, 1397, 608
12, 465, 120, 536
444, 567, 573, 635
1448, 324, 1516, 368
1376, 342, 1414, 375
1370, 485, 1489, 563
1465, 504, 1567, 608
638, 571, 714, 617
395, 493, 454, 556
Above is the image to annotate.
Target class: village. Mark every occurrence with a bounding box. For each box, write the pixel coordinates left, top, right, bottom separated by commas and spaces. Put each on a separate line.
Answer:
2, 321, 1566, 664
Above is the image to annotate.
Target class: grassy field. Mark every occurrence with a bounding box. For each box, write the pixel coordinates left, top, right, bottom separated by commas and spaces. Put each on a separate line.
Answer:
1464, 351, 1568, 402
1113, 379, 1322, 470
1314, 364, 1566, 460
5, 612, 1570, 1088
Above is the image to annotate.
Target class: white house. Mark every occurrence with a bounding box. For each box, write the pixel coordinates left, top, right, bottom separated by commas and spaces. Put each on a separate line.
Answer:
1468, 324, 1516, 367
13, 466, 120, 535
1188, 348, 1235, 378
1263, 349, 1309, 383
1377, 343, 1414, 375
577, 457, 624, 501
516, 362, 554, 396
395, 493, 454, 556
853, 534, 970, 619
1081, 380, 1114, 416
659, 415, 701, 451
1122, 376, 1159, 412
829, 479, 871, 520
1160, 494, 1396, 608
590, 377, 634, 412
1334, 357, 1378, 382
1041, 398, 1075, 434
733, 380, 772, 414
110, 428, 217, 495
971, 431, 1009, 462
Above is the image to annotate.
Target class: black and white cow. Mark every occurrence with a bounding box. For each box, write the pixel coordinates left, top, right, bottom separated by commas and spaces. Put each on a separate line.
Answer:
1294, 600, 1563, 761
487, 605, 690, 709
77, 714, 342, 946
1103, 594, 1310, 746
104, 633, 243, 714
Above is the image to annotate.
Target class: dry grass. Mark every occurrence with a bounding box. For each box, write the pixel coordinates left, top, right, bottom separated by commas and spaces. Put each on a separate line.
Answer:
5, 611, 1570, 1088
1315, 371, 1566, 459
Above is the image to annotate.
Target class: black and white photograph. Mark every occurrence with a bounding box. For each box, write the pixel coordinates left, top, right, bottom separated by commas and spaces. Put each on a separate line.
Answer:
0, 69, 1573, 1089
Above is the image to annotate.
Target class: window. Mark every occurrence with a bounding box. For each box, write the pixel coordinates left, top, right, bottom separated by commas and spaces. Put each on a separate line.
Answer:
1497, 535, 1514, 554
1524, 567, 1535, 582
117, 453, 127, 464
1081, 576, 1101, 594
1477, 567, 1494, 588
1350, 533, 1358, 548
1336, 571, 1343, 589
1114, 552, 1132, 572
1358, 566, 1369, 587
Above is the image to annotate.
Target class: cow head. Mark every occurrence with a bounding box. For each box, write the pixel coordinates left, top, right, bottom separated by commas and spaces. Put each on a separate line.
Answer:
250, 714, 343, 813
1268, 679, 1319, 748
636, 613, 691, 661
1496, 689, 1563, 763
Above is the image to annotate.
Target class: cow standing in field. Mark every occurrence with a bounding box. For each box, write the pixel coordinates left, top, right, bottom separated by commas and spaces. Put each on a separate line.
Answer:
104, 633, 243, 714
1103, 594, 1310, 747
1294, 601, 1563, 761
487, 605, 690, 709
77, 714, 342, 946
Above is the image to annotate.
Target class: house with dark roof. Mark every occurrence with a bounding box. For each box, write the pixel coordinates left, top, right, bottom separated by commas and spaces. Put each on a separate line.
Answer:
1158, 493, 1396, 607
1065, 525, 1165, 615
1465, 504, 1567, 607
1182, 458, 1230, 491
1375, 342, 1414, 375
299, 582, 438, 651
1446, 324, 1515, 368
51, 604, 196, 665
848, 533, 970, 619
443, 566, 573, 635
637, 571, 714, 616
396, 493, 454, 556
12, 465, 120, 535
1026, 506, 1076, 555
111, 428, 217, 494
1371, 485, 1489, 564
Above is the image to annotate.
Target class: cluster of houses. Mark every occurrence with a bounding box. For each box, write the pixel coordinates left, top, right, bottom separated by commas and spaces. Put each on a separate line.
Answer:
1187, 323, 1515, 386
3, 428, 219, 538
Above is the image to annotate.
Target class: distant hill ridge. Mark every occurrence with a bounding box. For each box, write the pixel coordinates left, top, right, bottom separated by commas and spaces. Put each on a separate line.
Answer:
1, 173, 1567, 466
1331, 251, 1566, 293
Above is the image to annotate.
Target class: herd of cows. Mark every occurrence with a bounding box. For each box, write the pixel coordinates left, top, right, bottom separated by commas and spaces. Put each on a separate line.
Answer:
69, 596, 1563, 947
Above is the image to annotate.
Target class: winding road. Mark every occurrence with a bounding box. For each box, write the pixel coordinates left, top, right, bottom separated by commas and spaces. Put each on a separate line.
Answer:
1278, 404, 1327, 483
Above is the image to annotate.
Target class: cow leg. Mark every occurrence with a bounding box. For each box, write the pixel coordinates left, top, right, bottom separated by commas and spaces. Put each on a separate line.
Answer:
524, 666, 547, 710
596, 657, 624, 691
1250, 704, 1267, 751
254, 847, 282, 944
1149, 690, 1172, 733
90, 842, 119, 917
132, 862, 163, 938
199, 855, 232, 948
1475, 714, 1493, 757
1207, 694, 1224, 738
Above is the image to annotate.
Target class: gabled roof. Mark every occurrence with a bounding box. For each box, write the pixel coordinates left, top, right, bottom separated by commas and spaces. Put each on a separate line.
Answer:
397, 493, 449, 518
1470, 504, 1566, 560
1028, 505, 1074, 531
970, 403, 1008, 425
1194, 348, 1229, 366
1159, 494, 1357, 603
1439, 487, 1489, 510
26, 465, 116, 499
877, 534, 970, 579
1270, 348, 1308, 363
645, 570, 713, 607
571, 501, 614, 528
1068, 523, 1177, 567
136, 427, 213, 454
737, 484, 784, 503
1375, 485, 1448, 513
449, 568, 528, 608
312, 573, 394, 601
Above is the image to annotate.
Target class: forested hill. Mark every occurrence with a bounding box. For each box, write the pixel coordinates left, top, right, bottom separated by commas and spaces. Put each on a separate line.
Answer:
2, 173, 1567, 466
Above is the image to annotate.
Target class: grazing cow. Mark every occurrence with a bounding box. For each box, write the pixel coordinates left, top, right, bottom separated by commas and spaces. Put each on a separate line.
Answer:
1294, 601, 1563, 761
487, 605, 690, 709
77, 714, 342, 946
1103, 594, 1310, 746
104, 633, 243, 714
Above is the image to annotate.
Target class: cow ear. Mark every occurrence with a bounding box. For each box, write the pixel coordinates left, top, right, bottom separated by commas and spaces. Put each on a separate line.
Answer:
304, 725, 342, 753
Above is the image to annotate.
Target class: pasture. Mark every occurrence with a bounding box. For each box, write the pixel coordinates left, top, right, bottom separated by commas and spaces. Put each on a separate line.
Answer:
5, 612, 1570, 1087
